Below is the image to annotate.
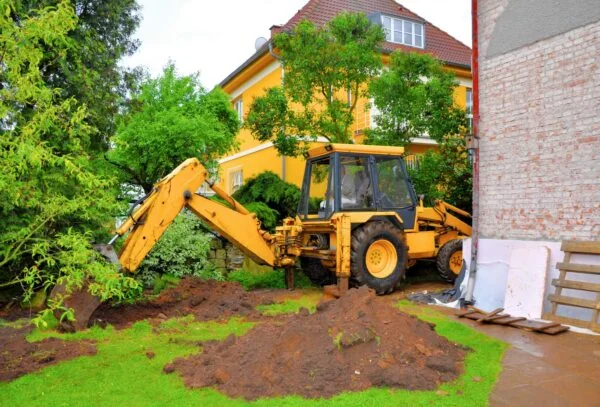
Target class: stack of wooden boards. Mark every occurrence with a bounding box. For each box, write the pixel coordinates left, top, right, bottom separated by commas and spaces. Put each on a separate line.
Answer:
542, 240, 600, 333
457, 307, 569, 335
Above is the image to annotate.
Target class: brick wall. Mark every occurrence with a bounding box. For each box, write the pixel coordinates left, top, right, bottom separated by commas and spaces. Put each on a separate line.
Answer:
478, 2, 600, 240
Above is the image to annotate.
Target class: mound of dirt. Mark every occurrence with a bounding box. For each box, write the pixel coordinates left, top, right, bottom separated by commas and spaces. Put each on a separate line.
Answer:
90, 278, 265, 328
165, 285, 466, 400
0, 326, 96, 382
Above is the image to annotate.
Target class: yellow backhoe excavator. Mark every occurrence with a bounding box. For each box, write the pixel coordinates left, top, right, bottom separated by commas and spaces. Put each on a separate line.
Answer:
102, 143, 471, 298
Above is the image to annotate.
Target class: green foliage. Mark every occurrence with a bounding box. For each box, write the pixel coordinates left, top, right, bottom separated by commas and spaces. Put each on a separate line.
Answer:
13, 0, 142, 152
408, 135, 472, 211
256, 291, 321, 316
367, 52, 467, 146
136, 211, 224, 288
0, 0, 139, 322
232, 171, 301, 228
243, 202, 279, 231
151, 274, 180, 295
227, 268, 313, 291
246, 12, 385, 156
108, 62, 240, 192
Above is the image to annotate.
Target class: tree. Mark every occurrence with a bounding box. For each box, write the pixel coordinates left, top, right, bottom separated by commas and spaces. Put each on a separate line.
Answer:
245, 12, 385, 157
0, 0, 140, 324
108, 63, 240, 193
367, 51, 466, 146
407, 135, 472, 211
13, 0, 142, 152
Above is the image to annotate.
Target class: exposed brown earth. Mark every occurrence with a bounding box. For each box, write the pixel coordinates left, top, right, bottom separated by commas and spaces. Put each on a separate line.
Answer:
90, 278, 270, 328
164, 285, 466, 400
0, 325, 96, 382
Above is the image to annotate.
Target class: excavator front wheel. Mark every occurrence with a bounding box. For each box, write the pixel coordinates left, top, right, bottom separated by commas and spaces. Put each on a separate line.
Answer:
436, 239, 464, 283
350, 221, 406, 295
365, 239, 397, 278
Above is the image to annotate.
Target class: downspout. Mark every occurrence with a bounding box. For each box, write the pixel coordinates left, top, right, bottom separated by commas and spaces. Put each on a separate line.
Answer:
464, 0, 480, 305
269, 42, 287, 182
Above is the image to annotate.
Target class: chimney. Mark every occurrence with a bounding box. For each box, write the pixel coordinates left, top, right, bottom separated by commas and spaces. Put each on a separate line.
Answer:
270, 24, 283, 38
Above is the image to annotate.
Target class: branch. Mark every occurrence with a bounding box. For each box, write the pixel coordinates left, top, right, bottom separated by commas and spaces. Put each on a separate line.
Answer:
103, 154, 145, 187
0, 218, 52, 268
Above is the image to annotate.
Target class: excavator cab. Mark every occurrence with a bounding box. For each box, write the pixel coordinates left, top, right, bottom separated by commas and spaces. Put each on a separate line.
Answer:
297, 148, 418, 228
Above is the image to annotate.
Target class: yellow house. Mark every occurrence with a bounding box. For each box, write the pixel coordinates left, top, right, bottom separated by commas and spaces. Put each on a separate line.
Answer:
217, 0, 472, 194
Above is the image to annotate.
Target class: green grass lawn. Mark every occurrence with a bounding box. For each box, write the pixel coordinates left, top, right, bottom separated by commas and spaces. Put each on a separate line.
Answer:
0, 296, 507, 406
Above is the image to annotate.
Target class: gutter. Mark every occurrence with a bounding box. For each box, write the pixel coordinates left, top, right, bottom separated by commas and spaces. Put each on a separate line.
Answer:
464, 0, 480, 306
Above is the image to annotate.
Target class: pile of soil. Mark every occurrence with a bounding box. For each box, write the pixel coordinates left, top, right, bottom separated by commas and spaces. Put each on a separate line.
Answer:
165, 286, 466, 400
0, 326, 96, 382
91, 278, 267, 328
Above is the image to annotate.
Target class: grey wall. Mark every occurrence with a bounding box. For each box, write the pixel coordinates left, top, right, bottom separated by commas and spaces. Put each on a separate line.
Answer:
487, 0, 600, 57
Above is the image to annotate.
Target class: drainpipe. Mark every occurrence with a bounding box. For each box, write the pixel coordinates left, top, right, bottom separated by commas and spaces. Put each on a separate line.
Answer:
269, 42, 287, 181
464, 0, 480, 305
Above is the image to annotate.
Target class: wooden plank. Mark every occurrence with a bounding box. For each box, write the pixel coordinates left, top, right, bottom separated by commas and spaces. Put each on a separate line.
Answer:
492, 316, 527, 325
541, 313, 592, 330
460, 312, 487, 321
548, 294, 599, 310
534, 322, 561, 331
483, 314, 511, 322
555, 262, 600, 275
551, 279, 600, 293
476, 308, 504, 323
561, 240, 600, 255
542, 325, 570, 335
456, 309, 479, 318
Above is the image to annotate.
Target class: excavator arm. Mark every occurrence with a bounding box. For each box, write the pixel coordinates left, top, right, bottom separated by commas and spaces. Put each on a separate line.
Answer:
416, 200, 473, 237
112, 158, 277, 272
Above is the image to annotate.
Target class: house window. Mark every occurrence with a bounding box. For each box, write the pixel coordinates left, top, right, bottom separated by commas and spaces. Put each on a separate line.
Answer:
381, 16, 424, 48
234, 98, 243, 123
369, 98, 380, 129
466, 88, 473, 131
230, 168, 243, 193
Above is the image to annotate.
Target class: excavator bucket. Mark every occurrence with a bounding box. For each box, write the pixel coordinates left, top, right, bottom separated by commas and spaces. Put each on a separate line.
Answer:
49, 244, 120, 331
93, 244, 120, 266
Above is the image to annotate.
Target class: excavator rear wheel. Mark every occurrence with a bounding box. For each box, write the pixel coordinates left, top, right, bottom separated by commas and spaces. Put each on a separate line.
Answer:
300, 257, 336, 286
350, 221, 406, 295
436, 239, 464, 283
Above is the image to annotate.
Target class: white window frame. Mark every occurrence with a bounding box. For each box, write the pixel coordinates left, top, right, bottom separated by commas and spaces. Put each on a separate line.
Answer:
381, 16, 424, 49
234, 98, 243, 123
229, 167, 243, 193
466, 88, 473, 130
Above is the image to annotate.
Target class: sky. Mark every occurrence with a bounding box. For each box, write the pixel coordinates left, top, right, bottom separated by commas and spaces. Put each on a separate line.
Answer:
121, 0, 472, 88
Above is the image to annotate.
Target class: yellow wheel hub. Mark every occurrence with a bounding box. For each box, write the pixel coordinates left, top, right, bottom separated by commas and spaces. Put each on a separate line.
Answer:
449, 250, 463, 275
365, 239, 397, 278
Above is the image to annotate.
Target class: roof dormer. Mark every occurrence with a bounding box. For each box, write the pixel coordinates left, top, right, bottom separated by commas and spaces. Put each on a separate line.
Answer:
369, 12, 425, 49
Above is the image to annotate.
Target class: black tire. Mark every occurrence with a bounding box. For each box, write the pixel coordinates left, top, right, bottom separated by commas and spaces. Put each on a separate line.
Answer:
436, 239, 464, 283
300, 257, 336, 286
350, 221, 407, 295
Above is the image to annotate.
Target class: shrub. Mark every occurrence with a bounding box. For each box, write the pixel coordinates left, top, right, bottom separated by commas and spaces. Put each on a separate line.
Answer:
136, 211, 224, 288
232, 171, 301, 228
243, 202, 279, 231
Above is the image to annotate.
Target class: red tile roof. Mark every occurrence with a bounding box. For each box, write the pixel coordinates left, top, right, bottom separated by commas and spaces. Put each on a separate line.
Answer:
220, 0, 471, 87
281, 0, 471, 67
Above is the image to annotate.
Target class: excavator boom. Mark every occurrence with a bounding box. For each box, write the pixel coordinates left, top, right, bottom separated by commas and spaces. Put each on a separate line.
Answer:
114, 158, 276, 272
